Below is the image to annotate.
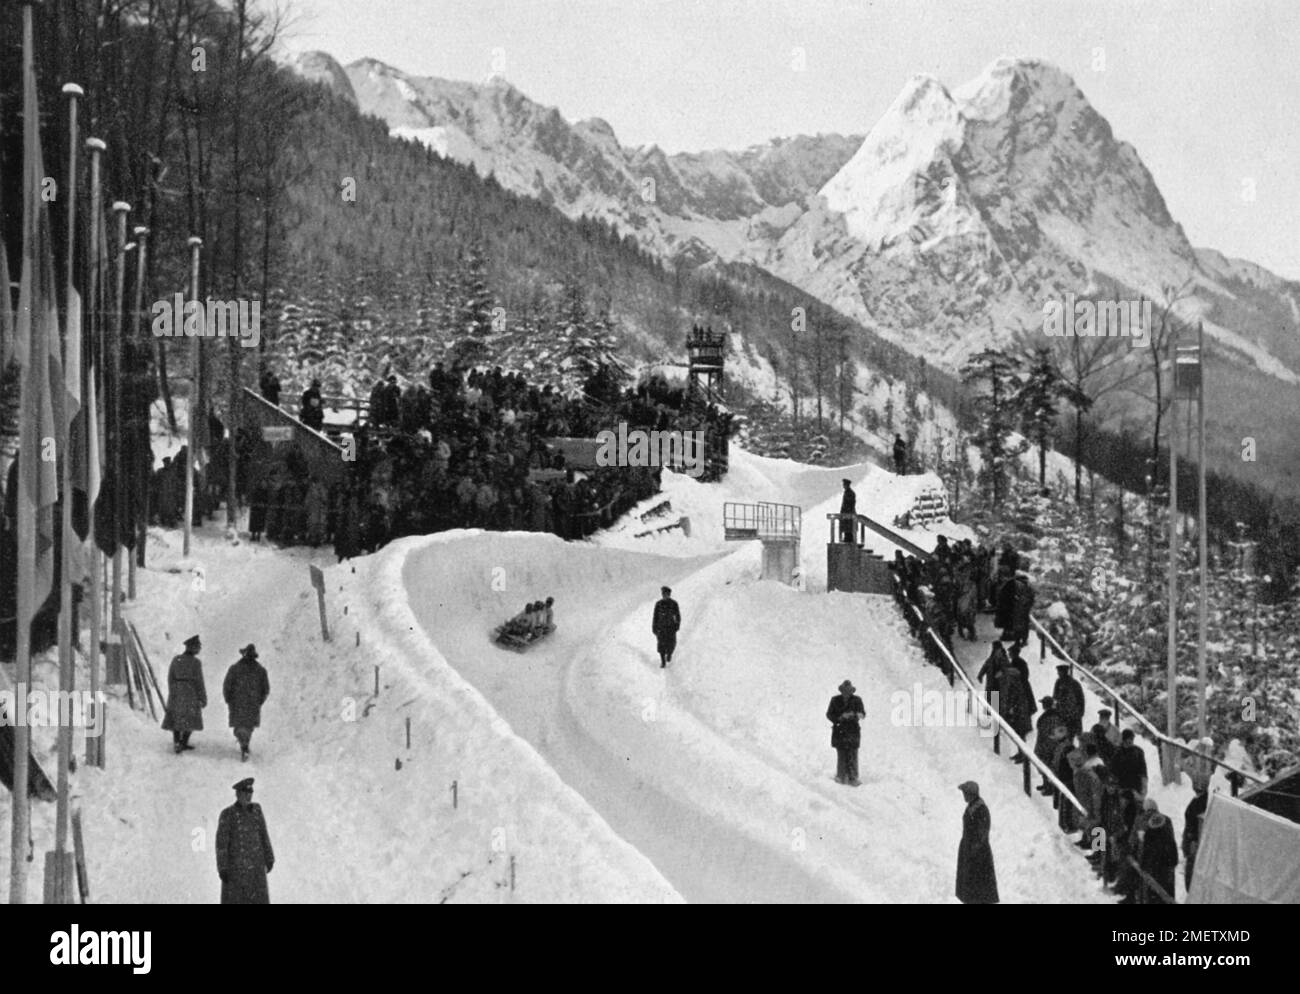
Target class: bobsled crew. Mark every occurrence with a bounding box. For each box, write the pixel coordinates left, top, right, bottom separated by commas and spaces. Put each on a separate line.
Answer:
493, 597, 556, 649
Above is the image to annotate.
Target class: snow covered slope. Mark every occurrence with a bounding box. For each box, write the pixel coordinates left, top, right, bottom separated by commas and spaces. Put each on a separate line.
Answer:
397, 450, 1101, 902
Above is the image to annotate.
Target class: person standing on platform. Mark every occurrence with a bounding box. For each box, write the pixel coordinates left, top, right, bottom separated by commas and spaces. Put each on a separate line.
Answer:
839, 478, 857, 544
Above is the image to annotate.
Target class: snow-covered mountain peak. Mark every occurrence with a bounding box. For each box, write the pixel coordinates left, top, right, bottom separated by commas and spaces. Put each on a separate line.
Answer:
953, 56, 1083, 121
819, 73, 965, 248
895, 73, 956, 118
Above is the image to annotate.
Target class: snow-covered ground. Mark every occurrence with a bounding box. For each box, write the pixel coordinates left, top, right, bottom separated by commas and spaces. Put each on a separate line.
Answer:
2, 448, 1109, 902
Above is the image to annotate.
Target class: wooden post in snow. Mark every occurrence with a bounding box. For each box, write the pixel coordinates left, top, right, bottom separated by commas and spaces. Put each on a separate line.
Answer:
309, 564, 330, 641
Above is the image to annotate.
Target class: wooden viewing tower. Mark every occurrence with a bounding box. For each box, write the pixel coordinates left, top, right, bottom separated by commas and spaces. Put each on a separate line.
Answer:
686, 324, 727, 403
684, 324, 731, 479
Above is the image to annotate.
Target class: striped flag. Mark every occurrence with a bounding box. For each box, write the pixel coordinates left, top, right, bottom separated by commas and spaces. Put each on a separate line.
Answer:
15, 21, 64, 614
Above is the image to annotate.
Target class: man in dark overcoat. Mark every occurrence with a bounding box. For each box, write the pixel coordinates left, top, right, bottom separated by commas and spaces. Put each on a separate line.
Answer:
838, 478, 857, 544
216, 778, 275, 904
826, 680, 865, 786
224, 644, 271, 761
652, 586, 681, 669
956, 781, 999, 904
162, 635, 207, 754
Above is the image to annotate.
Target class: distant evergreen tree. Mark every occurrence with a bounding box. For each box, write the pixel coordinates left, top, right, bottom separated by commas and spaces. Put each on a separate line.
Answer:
446, 244, 496, 371
962, 348, 1025, 508
1015, 347, 1077, 490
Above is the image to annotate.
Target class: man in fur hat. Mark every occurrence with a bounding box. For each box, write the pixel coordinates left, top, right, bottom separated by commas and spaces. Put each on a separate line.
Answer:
162, 635, 207, 754
826, 680, 865, 785
216, 778, 275, 904
223, 644, 271, 761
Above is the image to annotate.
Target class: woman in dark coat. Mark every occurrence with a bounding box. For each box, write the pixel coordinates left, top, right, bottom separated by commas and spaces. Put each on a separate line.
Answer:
956, 781, 999, 904
1139, 807, 1179, 904
162, 635, 207, 753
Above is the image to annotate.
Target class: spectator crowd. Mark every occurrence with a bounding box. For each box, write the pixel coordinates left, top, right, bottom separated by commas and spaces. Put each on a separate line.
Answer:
891, 535, 1209, 904
158, 362, 734, 561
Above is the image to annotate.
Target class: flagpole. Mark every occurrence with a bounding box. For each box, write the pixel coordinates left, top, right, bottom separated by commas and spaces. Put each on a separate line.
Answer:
130, 225, 148, 599
1196, 321, 1208, 738
50, 80, 84, 905
109, 202, 130, 653
183, 236, 202, 557
10, 0, 39, 907
1165, 326, 1179, 783
84, 136, 106, 769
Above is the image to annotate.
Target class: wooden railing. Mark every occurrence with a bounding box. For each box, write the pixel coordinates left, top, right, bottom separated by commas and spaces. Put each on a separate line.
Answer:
890, 570, 1088, 816
859, 506, 1264, 794
1030, 619, 1264, 794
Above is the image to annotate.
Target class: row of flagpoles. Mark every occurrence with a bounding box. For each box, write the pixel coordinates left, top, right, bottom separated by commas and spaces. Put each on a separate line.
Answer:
4, 0, 205, 904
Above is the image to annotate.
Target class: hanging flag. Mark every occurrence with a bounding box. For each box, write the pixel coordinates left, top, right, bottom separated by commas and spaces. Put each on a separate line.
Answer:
93, 208, 120, 555
15, 21, 64, 615
0, 225, 13, 368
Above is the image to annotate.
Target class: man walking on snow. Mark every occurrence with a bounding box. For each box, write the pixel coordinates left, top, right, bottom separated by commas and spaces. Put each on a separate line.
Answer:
162, 635, 207, 754
826, 680, 865, 786
652, 586, 681, 668
223, 644, 271, 761
216, 778, 275, 904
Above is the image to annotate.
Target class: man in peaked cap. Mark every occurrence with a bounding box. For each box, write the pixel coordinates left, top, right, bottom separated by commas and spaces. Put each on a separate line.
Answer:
216, 778, 275, 904
1052, 662, 1085, 739
162, 636, 207, 754
652, 586, 681, 669
826, 680, 865, 786
839, 478, 857, 544
223, 644, 271, 762
956, 781, 999, 904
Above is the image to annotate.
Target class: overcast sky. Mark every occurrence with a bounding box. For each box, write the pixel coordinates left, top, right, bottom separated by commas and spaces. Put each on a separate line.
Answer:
284, 0, 1300, 280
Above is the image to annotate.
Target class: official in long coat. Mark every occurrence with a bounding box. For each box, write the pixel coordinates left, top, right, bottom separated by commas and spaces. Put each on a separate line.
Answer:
1052, 664, 1085, 738
838, 479, 857, 544
162, 635, 207, 753
1033, 698, 1064, 791
224, 644, 271, 760
956, 781, 999, 904
216, 778, 275, 904
826, 680, 866, 786
652, 586, 681, 668
1006, 572, 1035, 647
